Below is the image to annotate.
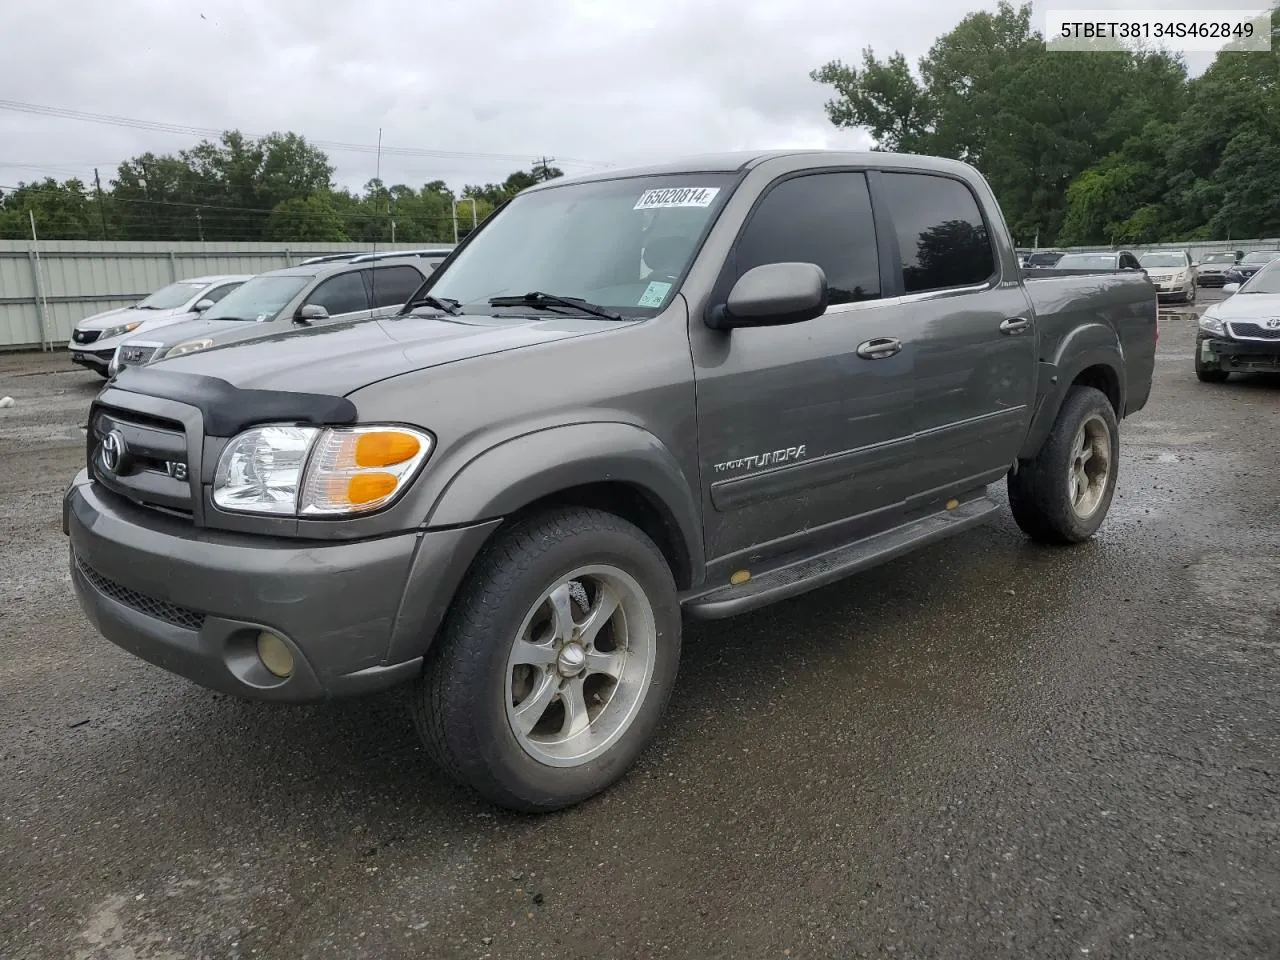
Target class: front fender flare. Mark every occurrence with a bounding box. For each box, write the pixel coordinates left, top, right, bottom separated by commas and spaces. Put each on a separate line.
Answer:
425, 421, 704, 580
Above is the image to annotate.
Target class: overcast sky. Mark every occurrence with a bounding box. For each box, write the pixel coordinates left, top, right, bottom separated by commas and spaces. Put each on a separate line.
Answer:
1, 0, 1225, 194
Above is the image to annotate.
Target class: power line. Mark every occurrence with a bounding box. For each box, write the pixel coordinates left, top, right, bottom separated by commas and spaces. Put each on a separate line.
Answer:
0, 99, 614, 168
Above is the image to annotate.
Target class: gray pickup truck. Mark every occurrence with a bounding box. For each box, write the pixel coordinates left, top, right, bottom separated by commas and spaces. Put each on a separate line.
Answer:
64, 150, 1157, 812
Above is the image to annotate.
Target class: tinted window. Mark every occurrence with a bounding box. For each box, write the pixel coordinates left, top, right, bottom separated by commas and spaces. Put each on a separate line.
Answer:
880, 173, 996, 293
367, 265, 426, 308
202, 282, 242, 305
732, 172, 880, 306
307, 272, 370, 315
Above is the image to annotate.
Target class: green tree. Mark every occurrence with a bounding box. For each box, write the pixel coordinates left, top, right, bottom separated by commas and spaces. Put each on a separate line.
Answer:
0, 178, 101, 240
264, 195, 349, 241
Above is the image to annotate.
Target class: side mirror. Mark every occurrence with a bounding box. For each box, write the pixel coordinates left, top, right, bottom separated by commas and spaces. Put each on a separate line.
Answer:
1222, 282, 1240, 294
295, 304, 329, 324
707, 262, 828, 330
193, 299, 215, 313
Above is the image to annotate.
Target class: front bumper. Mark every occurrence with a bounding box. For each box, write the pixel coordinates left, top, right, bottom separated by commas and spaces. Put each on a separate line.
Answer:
1197, 273, 1227, 287
1155, 281, 1194, 301
64, 471, 499, 702
69, 344, 113, 373
1198, 334, 1280, 373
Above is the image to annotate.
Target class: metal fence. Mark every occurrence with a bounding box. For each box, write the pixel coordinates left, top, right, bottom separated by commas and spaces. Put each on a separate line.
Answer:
0, 240, 455, 350
1021, 238, 1280, 262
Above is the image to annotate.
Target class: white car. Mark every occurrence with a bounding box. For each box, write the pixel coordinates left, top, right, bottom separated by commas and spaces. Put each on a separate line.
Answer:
1195, 259, 1280, 382
67, 274, 252, 378
1138, 251, 1197, 305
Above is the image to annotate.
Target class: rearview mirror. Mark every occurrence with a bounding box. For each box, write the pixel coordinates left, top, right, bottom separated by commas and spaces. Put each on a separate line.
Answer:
706, 262, 828, 330
296, 304, 329, 324
1223, 282, 1240, 294
193, 299, 215, 313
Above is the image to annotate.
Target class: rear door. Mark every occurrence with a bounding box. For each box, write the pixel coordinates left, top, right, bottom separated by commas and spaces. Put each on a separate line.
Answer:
872, 170, 1037, 506
299, 270, 375, 325
691, 169, 919, 566
366, 265, 430, 317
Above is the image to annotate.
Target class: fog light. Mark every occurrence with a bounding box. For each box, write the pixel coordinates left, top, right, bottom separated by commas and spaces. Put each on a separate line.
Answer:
256, 631, 294, 678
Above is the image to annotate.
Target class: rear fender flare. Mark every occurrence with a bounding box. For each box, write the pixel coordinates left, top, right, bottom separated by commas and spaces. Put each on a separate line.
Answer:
1019, 324, 1125, 459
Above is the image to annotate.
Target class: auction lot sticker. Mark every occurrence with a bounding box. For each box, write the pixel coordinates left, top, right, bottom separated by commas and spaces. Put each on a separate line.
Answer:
634, 187, 721, 210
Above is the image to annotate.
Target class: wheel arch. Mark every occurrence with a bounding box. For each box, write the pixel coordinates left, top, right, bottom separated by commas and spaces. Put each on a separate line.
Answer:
1019, 333, 1126, 460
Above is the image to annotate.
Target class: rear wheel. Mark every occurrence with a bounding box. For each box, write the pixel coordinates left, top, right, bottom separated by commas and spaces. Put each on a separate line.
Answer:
1007, 385, 1120, 544
412, 506, 682, 812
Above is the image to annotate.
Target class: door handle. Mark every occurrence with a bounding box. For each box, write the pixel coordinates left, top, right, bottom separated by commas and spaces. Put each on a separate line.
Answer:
856, 337, 901, 359
1000, 317, 1030, 335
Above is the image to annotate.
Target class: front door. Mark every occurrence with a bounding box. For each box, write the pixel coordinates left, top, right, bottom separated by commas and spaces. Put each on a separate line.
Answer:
872, 170, 1038, 504
690, 169, 920, 569
300, 270, 375, 326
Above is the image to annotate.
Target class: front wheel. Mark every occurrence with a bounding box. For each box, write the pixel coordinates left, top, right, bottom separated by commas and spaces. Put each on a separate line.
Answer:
412, 506, 682, 812
1194, 345, 1230, 383
1007, 385, 1120, 544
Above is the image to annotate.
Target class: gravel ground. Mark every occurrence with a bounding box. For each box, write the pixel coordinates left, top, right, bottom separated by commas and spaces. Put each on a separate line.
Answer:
0, 293, 1277, 960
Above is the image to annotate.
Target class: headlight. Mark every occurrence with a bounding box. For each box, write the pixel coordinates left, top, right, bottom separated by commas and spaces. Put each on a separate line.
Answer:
212, 424, 434, 517
1199, 313, 1226, 335
101, 321, 142, 340
162, 338, 214, 359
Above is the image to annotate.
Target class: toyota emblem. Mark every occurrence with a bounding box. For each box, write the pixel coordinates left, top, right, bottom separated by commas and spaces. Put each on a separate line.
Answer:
100, 430, 127, 473
1266, 318, 1280, 330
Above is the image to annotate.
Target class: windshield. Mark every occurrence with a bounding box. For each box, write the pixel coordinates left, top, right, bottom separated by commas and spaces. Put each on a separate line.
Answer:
1138, 253, 1187, 268
136, 281, 206, 310
1241, 251, 1280, 264
1055, 253, 1119, 269
1237, 260, 1280, 293
423, 173, 738, 315
202, 275, 312, 321
1202, 253, 1235, 264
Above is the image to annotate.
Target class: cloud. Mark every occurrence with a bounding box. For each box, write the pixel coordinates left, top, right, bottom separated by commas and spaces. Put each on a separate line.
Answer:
2, 0, 1219, 194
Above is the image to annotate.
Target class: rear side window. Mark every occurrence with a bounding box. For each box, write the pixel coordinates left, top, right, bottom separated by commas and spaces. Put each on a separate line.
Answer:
203, 282, 241, 305
366, 265, 427, 308
879, 173, 996, 293
732, 171, 881, 306
306, 272, 370, 315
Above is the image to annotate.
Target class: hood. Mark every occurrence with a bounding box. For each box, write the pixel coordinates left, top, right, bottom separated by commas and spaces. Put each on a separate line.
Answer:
1207, 291, 1280, 319
126, 315, 259, 347
76, 304, 143, 330
154, 312, 628, 395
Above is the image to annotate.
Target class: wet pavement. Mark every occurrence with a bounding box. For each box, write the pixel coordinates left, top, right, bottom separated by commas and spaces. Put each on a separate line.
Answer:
1, 291, 1277, 960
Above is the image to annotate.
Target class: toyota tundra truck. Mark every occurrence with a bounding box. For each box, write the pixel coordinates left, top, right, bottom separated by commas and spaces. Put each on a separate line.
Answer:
64, 150, 1157, 812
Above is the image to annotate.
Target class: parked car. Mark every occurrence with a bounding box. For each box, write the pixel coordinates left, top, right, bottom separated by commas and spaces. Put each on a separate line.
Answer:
67, 275, 251, 378
1195, 257, 1280, 382
1138, 251, 1197, 304
110, 252, 441, 373
1195, 251, 1239, 287
1223, 250, 1280, 286
1049, 250, 1144, 272
1022, 250, 1066, 267
64, 149, 1156, 812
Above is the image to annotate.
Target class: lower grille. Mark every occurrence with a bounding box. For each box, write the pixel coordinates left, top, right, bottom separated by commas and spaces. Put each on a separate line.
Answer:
72, 329, 102, 345
75, 554, 206, 630
1227, 322, 1280, 341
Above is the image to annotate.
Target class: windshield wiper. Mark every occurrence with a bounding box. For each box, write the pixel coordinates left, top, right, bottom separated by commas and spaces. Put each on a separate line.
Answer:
488, 292, 624, 321
403, 294, 462, 316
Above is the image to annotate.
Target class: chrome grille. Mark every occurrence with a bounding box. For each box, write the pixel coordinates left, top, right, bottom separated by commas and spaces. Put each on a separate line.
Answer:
116, 345, 158, 368
88, 404, 194, 515
75, 553, 205, 630
1227, 322, 1280, 341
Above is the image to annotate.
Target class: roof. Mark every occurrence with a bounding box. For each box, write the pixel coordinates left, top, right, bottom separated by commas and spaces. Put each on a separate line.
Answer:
179, 274, 255, 283
262, 252, 445, 279
524, 149, 980, 192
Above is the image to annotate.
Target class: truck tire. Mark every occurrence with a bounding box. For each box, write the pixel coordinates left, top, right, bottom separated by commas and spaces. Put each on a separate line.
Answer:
411, 506, 682, 812
1007, 385, 1120, 544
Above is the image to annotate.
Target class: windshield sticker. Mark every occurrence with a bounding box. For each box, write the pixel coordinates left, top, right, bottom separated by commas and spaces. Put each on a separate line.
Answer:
638, 281, 671, 307
633, 187, 720, 210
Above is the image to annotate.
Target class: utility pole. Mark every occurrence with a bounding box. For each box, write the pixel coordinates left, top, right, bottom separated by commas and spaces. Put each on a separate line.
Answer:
195, 208, 204, 242
533, 156, 556, 182
93, 167, 109, 240
138, 160, 159, 239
